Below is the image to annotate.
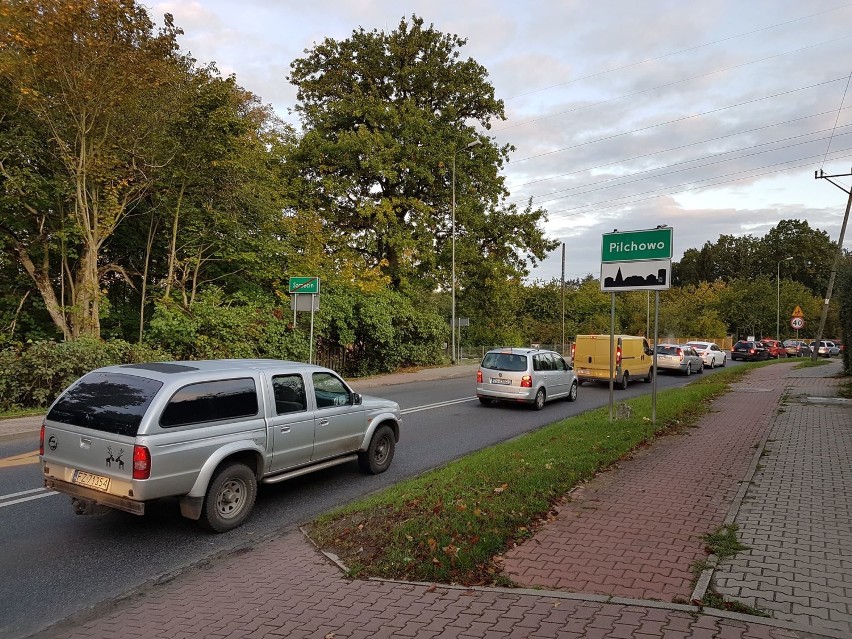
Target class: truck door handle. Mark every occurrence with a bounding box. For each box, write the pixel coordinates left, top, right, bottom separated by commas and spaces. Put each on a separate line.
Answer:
319, 419, 330, 427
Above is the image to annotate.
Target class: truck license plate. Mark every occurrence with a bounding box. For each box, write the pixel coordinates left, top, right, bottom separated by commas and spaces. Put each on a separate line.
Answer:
578, 368, 590, 375
490, 378, 511, 385
72, 470, 110, 492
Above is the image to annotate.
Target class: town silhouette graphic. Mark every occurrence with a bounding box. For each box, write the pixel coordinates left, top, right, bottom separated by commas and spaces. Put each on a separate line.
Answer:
603, 266, 667, 289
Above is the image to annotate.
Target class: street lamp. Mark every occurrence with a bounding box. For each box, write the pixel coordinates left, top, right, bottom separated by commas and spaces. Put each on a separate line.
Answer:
451, 139, 480, 364
777, 256, 793, 340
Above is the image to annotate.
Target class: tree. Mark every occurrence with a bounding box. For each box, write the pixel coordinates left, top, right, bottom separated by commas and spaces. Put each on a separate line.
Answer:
287, 15, 556, 294
752, 219, 835, 296
0, 0, 185, 338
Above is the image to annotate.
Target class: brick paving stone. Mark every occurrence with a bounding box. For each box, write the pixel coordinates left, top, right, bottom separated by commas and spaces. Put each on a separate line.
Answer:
713, 364, 852, 637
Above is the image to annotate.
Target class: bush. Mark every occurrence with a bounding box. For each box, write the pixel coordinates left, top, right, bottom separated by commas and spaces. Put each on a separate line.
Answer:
0, 338, 172, 411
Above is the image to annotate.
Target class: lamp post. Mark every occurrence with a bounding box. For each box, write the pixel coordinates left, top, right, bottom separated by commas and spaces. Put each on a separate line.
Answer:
776, 256, 793, 340
451, 139, 480, 364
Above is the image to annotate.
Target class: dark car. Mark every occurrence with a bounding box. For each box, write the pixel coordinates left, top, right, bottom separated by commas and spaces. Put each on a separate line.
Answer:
760, 339, 786, 359
731, 340, 769, 361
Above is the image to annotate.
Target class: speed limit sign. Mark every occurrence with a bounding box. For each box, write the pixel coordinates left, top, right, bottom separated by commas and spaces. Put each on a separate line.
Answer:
791, 317, 805, 330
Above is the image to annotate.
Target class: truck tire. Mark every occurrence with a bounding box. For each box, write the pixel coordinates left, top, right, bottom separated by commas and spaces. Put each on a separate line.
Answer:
358, 424, 395, 474
619, 372, 629, 390
199, 462, 257, 533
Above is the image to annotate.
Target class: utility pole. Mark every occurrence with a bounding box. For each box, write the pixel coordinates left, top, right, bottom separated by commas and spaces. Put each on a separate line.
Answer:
812, 168, 852, 359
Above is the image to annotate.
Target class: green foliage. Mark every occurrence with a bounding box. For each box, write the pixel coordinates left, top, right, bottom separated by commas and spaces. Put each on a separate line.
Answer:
147, 288, 305, 361
288, 15, 555, 292
0, 337, 170, 410
314, 284, 445, 376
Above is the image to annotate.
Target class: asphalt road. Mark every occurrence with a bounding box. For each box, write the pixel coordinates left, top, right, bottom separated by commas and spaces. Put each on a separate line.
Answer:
0, 362, 742, 639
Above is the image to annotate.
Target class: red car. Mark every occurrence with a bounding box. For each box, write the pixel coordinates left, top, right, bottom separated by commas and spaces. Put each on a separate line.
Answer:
760, 339, 786, 359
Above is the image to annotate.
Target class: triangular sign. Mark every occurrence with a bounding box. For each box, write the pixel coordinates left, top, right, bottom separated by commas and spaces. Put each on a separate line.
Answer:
792, 305, 804, 318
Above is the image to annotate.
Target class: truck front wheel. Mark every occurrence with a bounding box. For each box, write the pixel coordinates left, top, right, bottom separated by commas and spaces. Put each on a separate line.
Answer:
199, 462, 257, 533
358, 425, 395, 474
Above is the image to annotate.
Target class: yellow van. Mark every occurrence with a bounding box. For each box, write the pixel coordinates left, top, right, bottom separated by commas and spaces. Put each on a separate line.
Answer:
571, 334, 654, 389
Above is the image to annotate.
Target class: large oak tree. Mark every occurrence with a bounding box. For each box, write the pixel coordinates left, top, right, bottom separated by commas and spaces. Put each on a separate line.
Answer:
287, 15, 556, 295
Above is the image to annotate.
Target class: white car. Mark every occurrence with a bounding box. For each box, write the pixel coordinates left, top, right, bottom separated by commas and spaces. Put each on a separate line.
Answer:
684, 341, 727, 369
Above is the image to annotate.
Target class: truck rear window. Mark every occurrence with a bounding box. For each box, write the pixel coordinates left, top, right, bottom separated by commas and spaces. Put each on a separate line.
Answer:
46, 372, 163, 437
159, 378, 258, 427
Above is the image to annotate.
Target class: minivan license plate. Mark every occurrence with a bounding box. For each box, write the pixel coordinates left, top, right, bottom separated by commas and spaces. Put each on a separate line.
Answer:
490, 378, 511, 385
72, 470, 110, 492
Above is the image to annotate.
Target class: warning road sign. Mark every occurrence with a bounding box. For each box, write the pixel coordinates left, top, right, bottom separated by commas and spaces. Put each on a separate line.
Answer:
792, 305, 804, 318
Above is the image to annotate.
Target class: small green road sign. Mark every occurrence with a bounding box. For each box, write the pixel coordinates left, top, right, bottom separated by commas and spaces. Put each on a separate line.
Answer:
288, 276, 320, 294
602, 228, 673, 263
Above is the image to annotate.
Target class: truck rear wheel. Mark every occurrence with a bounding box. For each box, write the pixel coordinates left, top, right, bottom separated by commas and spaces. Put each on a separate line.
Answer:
199, 462, 257, 533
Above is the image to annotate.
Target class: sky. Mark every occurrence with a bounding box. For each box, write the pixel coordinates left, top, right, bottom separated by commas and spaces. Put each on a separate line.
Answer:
151, 0, 852, 282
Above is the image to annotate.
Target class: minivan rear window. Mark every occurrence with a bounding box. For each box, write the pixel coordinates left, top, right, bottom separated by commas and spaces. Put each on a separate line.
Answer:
481, 352, 528, 372
46, 372, 163, 437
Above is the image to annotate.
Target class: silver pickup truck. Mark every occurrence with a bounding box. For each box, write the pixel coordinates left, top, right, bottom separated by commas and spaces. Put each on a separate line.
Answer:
40, 359, 401, 532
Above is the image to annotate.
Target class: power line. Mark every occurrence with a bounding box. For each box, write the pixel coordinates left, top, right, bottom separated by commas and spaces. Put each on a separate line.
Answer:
503, 4, 852, 101
509, 106, 852, 190
543, 148, 852, 218
821, 70, 852, 168
509, 77, 848, 164
496, 35, 851, 133
518, 126, 852, 206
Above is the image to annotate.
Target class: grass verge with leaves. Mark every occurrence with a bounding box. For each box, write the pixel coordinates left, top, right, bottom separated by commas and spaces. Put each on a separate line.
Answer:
306, 365, 756, 585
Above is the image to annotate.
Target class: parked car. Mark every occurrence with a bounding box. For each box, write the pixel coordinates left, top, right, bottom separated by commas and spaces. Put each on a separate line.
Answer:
477, 347, 578, 409
655, 343, 704, 376
41, 359, 402, 532
782, 339, 811, 357
731, 340, 769, 361
760, 339, 787, 359
811, 340, 841, 357
684, 341, 727, 368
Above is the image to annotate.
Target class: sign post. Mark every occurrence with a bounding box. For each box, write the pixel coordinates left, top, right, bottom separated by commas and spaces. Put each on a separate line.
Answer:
289, 277, 320, 364
600, 227, 673, 423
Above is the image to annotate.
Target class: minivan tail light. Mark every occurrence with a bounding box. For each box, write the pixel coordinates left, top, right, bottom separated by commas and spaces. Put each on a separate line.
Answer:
39, 421, 45, 456
520, 375, 532, 388
677, 348, 683, 360
477, 370, 483, 383
133, 445, 151, 480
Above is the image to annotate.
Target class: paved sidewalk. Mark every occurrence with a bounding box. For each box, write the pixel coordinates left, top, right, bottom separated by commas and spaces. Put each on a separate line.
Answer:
713, 364, 852, 633
22, 360, 852, 638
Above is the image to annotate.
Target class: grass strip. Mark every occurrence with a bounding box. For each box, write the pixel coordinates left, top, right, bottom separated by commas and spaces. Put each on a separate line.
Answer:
306, 364, 757, 585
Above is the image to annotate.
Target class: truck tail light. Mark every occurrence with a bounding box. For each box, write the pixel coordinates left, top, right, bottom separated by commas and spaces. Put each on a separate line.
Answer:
571, 343, 575, 359
616, 346, 622, 365
39, 421, 45, 456
520, 375, 532, 388
477, 370, 483, 383
133, 445, 151, 480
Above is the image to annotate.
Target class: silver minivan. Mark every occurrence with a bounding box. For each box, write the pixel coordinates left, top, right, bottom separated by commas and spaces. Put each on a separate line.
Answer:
476, 348, 578, 410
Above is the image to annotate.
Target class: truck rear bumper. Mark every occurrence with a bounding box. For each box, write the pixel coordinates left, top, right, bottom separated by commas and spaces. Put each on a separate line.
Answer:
44, 477, 145, 516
